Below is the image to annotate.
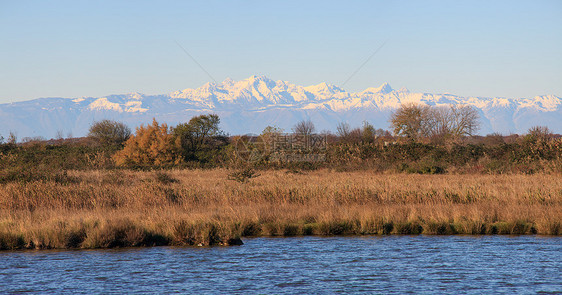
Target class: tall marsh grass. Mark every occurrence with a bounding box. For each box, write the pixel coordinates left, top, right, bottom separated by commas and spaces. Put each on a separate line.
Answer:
0, 169, 560, 250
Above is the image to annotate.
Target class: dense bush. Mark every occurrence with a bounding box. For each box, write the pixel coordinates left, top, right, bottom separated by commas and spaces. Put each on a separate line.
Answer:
88, 120, 131, 146
172, 114, 229, 164
0, 141, 116, 170
113, 119, 180, 167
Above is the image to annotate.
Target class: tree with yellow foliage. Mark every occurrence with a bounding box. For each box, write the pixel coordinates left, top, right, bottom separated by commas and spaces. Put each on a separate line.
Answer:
113, 119, 180, 166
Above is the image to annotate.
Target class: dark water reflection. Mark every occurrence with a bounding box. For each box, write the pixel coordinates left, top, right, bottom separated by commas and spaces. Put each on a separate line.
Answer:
1, 236, 560, 294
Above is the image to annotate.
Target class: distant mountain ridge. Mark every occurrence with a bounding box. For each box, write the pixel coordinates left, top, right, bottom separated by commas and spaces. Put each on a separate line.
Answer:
1, 75, 560, 139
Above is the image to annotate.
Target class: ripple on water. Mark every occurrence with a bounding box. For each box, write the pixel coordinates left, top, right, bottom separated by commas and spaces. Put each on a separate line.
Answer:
0, 236, 560, 294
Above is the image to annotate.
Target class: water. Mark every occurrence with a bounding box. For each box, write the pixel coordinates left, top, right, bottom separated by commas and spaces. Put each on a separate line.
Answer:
1, 236, 560, 294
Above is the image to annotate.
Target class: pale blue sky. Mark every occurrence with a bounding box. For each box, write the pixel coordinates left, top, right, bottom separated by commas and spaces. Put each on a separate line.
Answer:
1, 0, 561, 103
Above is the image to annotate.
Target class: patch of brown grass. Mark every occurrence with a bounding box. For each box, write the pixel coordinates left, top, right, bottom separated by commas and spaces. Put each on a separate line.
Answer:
0, 169, 560, 250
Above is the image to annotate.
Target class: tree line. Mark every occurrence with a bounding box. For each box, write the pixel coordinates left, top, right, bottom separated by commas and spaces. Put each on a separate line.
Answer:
81, 103, 558, 167
1, 103, 560, 175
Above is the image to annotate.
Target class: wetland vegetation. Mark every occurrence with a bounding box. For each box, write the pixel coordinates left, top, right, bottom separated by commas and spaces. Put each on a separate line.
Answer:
1, 109, 561, 250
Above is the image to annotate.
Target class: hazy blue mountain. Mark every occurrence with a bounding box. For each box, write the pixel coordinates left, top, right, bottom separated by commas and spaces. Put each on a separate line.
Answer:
1, 75, 560, 139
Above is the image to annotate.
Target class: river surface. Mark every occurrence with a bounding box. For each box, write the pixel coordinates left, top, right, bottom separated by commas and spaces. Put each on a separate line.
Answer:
1, 236, 560, 294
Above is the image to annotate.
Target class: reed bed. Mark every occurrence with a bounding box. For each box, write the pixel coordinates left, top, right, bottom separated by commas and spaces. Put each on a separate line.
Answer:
0, 169, 560, 250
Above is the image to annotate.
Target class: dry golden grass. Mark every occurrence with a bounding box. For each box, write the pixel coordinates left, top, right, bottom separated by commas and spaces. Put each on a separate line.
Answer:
1, 169, 560, 250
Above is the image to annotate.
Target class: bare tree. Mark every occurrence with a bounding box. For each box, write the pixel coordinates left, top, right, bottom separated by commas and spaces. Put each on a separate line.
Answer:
7, 132, 17, 144
336, 122, 351, 138
389, 103, 432, 140
446, 105, 480, 137
337, 122, 366, 143
56, 130, 64, 140
292, 119, 316, 136
391, 103, 479, 142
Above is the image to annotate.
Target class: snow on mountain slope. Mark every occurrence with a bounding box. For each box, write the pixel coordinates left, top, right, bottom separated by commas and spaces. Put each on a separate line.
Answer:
0, 76, 560, 139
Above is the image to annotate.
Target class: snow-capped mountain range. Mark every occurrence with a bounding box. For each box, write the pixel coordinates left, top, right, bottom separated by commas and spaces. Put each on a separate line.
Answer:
1, 75, 560, 139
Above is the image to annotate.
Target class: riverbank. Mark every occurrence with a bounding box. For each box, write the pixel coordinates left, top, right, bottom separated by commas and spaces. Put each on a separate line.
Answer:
1, 169, 560, 250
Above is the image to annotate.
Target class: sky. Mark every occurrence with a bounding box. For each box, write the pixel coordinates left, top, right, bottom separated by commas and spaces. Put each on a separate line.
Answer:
0, 0, 561, 103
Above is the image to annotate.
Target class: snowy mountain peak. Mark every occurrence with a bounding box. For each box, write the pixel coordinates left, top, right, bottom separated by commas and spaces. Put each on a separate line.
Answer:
362, 82, 393, 94
1, 76, 560, 139
243, 76, 276, 87
88, 97, 123, 112
378, 82, 393, 93
126, 92, 144, 100
397, 87, 409, 93
304, 82, 345, 97
222, 77, 235, 87
245, 75, 274, 85
532, 95, 560, 111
